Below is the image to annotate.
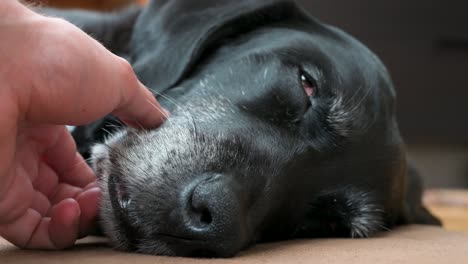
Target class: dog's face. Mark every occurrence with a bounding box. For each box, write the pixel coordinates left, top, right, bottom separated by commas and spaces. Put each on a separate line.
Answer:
62, 0, 439, 258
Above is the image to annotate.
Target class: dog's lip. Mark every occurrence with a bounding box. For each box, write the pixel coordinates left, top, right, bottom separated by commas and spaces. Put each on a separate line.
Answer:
108, 172, 131, 212
154, 233, 222, 257
154, 233, 197, 242
154, 233, 237, 258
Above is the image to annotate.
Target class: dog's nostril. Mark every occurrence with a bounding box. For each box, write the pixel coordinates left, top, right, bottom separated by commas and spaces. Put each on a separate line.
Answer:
200, 209, 212, 225
190, 204, 213, 228
176, 174, 244, 257
188, 176, 218, 228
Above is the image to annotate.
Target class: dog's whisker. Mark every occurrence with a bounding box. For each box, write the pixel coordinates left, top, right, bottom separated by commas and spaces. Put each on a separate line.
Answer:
146, 87, 183, 110
348, 85, 374, 131
144, 98, 172, 125
100, 127, 115, 142
146, 88, 198, 129
342, 84, 364, 110
101, 143, 138, 167
350, 86, 372, 114
85, 154, 100, 163
133, 119, 145, 130
113, 118, 128, 129
101, 127, 112, 135
105, 124, 125, 129
129, 127, 146, 143
147, 88, 200, 142
71, 152, 101, 169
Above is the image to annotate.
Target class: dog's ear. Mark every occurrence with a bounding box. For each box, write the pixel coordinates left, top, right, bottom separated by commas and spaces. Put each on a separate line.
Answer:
130, 0, 311, 93
36, 6, 142, 56
400, 162, 442, 225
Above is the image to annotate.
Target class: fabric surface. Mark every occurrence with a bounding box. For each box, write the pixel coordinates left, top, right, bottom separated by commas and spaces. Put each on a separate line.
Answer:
1, 225, 467, 264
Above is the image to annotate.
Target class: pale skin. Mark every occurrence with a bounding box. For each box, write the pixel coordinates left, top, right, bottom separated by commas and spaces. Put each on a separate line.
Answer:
0, 0, 167, 249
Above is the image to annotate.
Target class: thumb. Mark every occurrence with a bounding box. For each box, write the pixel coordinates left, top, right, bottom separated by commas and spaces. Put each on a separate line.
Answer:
16, 17, 167, 128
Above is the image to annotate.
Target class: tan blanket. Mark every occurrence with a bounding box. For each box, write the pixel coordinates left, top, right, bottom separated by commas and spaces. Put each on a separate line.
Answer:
1, 225, 468, 264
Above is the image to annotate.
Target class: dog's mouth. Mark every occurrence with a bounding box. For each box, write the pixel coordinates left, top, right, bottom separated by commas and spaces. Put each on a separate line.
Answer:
108, 173, 131, 212
152, 233, 223, 258
107, 170, 144, 247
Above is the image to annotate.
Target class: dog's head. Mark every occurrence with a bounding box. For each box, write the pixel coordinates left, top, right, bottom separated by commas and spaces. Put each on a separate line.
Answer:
65, 0, 439, 257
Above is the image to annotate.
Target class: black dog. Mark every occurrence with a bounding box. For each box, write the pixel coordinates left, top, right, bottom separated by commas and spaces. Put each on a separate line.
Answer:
42, 0, 440, 258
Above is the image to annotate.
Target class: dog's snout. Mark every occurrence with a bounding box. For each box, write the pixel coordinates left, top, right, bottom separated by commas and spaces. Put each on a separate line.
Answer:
174, 174, 247, 257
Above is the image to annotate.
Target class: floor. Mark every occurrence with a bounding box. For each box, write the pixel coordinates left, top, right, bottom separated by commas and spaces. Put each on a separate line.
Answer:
425, 189, 468, 231
409, 145, 468, 188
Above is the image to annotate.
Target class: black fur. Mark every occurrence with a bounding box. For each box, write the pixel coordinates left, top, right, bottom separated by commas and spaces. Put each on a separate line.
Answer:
41, 0, 440, 258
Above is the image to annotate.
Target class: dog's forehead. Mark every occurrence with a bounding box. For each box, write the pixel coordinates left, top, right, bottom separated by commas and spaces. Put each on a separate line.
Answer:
191, 22, 392, 93
196, 26, 393, 111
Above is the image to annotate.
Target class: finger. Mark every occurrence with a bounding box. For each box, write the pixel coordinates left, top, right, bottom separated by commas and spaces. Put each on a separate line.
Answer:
28, 199, 81, 249
47, 198, 80, 249
0, 208, 43, 248
84, 181, 99, 191
43, 127, 96, 188
112, 80, 168, 129
0, 200, 80, 249
48, 182, 99, 218
21, 19, 167, 129
0, 167, 34, 225
76, 187, 101, 238
31, 191, 51, 217
0, 98, 19, 202
32, 160, 59, 198
49, 183, 82, 206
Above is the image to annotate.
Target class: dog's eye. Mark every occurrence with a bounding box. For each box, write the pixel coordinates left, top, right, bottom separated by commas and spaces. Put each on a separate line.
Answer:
301, 72, 317, 97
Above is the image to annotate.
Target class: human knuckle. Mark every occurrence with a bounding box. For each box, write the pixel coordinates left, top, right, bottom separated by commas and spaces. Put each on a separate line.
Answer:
116, 58, 139, 99
118, 58, 136, 81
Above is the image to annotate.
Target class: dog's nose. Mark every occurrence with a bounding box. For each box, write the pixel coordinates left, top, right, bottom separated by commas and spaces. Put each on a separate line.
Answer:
176, 174, 246, 257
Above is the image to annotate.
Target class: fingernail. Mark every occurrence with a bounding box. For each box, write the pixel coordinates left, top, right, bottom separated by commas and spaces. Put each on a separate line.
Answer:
84, 181, 99, 191
162, 108, 171, 118
80, 188, 102, 203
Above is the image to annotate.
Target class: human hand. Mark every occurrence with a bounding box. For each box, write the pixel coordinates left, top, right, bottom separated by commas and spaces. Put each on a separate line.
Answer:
0, 1, 167, 249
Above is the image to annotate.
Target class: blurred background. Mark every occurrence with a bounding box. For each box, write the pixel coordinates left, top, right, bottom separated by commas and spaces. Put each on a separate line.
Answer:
29, 0, 468, 228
